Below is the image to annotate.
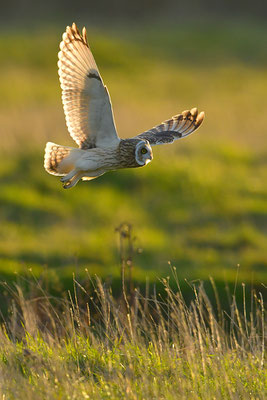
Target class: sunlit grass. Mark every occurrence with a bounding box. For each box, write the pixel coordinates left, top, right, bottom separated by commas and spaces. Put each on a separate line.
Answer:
0, 277, 265, 399
0, 21, 266, 292
0, 21, 266, 398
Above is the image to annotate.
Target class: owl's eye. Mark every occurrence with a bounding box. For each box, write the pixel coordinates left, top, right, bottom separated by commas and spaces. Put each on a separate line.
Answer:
141, 148, 148, 154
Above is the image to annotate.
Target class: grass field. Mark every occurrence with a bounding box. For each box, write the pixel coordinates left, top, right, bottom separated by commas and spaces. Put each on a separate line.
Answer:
0, 276, 266, 399
0, 21, 266, 294
0, 19, 266, 399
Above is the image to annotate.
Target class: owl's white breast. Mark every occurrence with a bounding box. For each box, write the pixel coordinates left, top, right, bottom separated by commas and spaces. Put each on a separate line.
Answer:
74, 146, 120, 172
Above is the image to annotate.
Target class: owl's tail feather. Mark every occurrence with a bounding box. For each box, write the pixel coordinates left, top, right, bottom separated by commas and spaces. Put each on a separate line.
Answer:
44, 142, 105, 188
44, 142, 76, 176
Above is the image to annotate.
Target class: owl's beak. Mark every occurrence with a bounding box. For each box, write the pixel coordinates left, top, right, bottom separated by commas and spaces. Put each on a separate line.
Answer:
145, 155, 153, 165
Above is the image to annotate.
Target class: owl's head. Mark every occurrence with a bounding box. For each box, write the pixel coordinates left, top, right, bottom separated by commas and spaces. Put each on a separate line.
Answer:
135, 140, 153, 166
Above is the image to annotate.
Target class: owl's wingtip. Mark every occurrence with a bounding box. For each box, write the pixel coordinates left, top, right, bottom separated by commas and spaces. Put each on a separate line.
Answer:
196, 111, 205, 126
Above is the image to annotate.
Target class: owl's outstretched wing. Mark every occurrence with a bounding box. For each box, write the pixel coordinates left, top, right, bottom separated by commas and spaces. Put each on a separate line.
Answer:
134, 108, 204, 146
58, 23, 120, 149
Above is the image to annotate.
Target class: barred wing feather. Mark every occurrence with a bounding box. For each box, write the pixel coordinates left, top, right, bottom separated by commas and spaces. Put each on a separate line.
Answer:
58, 23, 119, 149
134, 108, 204, 145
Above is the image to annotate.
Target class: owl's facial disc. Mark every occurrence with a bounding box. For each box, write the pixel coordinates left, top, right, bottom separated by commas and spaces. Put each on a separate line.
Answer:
135, 141, 153, 166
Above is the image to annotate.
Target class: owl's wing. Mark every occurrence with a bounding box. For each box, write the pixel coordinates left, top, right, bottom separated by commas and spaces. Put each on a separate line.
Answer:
58, 23, 120, 149
134, 108, 204, 146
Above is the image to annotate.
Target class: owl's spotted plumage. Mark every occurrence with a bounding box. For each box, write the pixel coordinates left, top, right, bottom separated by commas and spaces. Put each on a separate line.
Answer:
44, 23, 205, 188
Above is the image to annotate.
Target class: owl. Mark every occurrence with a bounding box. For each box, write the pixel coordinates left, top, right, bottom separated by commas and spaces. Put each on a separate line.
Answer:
44, 23, 205, 188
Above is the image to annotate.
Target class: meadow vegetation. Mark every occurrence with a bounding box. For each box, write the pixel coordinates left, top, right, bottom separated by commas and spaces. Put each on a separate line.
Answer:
0, 273, 266, 399
0, 20, 266, 397
0, 21, 266, 291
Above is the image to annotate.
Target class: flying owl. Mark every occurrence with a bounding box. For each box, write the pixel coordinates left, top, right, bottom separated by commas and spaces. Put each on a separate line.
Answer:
44, 23, 205, 188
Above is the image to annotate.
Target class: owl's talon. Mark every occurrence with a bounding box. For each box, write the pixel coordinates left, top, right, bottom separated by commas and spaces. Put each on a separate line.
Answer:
63, 181, 70, 189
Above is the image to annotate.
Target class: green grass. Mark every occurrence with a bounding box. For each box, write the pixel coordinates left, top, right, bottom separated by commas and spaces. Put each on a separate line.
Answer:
0, 20, 266, 399
0, 21, 266, 295
0, 277, 265, 399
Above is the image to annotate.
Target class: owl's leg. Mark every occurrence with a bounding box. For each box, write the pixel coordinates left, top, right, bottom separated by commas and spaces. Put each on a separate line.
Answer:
60, 170, 77, 183
61, 170, 83, 189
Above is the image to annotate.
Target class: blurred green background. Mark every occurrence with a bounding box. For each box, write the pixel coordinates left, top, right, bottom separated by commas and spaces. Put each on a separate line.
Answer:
0, 1, 266, 300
